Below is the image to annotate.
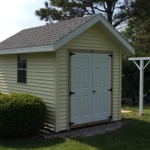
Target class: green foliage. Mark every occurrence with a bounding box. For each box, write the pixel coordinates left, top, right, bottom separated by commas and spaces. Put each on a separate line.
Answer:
35, 0, 132, 28
0, 93, 46, 138
121, 0, 150, 52
1, 106, 150, 150
122, 52, 150, 97
121, 19, 135, 44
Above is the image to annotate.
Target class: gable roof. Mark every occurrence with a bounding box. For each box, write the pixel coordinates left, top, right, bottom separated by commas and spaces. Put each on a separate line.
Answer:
0, 15, 95, 50
0, 14, 135, 55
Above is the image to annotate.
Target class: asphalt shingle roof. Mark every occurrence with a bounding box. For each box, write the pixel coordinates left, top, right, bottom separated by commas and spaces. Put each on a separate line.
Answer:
0, 15, 97, 50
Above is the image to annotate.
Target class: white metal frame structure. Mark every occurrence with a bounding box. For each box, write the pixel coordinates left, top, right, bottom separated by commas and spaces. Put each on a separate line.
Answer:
128, 57, 150, 115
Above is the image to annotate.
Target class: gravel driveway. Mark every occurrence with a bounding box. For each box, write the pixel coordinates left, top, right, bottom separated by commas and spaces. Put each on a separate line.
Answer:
42, 121, 125, 138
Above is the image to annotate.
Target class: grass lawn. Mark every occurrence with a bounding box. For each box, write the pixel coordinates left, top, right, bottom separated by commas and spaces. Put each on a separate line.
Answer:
1, 106, 150, 150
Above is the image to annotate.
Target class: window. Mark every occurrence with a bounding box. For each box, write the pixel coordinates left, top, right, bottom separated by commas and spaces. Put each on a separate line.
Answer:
17, 55, 26, 83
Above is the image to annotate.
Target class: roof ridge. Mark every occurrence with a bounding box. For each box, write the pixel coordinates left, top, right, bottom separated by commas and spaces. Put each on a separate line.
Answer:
22, 14, 98, 32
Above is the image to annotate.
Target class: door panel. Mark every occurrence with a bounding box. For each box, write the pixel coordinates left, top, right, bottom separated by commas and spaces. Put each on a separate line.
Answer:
71, 52, 111, 126
71, 53, 93, 125
92, 54, 111, 121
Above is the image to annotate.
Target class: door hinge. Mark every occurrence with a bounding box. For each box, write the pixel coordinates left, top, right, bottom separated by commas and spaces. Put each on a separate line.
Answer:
108, 88, 112, 92
108, 54, 112, 58
70, 91, 75, 96
69, 122, 75, 126
70, 52, 75, 56
108, 115, 112, 119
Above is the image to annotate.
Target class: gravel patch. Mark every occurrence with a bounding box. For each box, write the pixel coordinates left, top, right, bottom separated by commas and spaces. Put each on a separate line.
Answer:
42, 121, 125, 138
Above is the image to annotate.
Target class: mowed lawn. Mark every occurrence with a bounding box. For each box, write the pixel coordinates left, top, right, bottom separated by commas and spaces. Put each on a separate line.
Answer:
1, 106, 150, 150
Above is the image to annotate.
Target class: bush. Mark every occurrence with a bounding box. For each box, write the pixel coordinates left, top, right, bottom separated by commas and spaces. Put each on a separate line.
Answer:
0, 93, 46, 138
122, 51, 150, 97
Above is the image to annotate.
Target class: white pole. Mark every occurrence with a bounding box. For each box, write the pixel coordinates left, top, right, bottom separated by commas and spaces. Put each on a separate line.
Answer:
139, 60, 144, 115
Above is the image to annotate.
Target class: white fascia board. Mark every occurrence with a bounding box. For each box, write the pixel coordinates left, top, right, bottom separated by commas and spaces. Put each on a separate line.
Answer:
53, 15, 101, 51
0, 44, 54, 55
53, 14, 135, 55
129, 57, 150, 61
96, 16, 135, 55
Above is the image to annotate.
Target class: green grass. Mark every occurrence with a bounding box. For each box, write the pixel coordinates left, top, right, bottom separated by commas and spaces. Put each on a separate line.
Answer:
1, 106, 150, 150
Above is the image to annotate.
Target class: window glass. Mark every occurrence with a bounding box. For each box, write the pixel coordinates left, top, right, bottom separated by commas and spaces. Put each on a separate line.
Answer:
17, 55, 26, 83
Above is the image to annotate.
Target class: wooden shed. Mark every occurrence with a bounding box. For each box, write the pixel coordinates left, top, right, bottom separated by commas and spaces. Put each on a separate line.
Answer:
0, 14, 135, 132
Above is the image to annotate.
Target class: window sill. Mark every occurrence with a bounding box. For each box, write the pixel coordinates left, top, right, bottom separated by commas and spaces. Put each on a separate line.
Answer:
17, 83, 27, 85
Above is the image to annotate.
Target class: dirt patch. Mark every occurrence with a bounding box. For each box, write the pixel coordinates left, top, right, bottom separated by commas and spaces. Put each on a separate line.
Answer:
121, 110, 132, 113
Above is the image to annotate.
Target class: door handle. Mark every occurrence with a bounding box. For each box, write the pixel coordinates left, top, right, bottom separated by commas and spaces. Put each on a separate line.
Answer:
93, 91, 96, 93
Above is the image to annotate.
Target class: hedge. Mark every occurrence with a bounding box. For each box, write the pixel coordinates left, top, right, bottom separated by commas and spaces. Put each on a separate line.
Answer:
0, 93, 46, 138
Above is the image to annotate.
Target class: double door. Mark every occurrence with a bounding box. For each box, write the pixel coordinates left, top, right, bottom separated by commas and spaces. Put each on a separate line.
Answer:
71, 52, 112, 126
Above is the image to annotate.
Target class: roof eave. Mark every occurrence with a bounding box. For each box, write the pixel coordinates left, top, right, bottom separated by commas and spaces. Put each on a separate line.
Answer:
0, 14, 135, 55
0, 44, 55, 55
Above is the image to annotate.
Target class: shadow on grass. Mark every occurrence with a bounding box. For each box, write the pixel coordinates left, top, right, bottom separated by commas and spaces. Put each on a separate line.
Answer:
73, 118, 150, 150
1, 118, 150, 150
0, 137, 65, 150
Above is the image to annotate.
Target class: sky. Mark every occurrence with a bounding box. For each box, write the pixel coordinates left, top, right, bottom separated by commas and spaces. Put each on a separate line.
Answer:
0, 0, 46, 42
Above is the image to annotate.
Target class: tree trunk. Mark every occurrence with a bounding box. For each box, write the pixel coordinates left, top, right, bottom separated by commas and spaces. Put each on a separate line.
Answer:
105, 1, 114, 24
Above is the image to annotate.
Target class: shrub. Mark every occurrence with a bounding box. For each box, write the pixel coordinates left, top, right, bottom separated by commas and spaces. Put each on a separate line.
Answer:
122, 51, 150, 97
0, 93, 46, 138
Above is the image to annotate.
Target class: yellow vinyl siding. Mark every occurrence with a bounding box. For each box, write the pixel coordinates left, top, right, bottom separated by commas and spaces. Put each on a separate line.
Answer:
0, 25, 122, 132
112, 50, 121, 121
0, 52, 55, 130
56, 25, 121, 131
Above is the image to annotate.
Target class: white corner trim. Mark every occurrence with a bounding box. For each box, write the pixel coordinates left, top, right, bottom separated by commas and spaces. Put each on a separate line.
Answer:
0, 44, 54, 55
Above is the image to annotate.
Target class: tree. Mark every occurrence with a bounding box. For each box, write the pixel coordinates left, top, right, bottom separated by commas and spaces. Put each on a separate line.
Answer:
121, 19, 135, 43
122, 51, 150, 97
121, 0, 150, 97
35, 0, 133, 28
121, 0, 150, 52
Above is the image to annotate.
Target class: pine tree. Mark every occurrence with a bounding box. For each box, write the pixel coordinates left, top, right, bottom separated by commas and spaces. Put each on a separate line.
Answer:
121, 0, 150, 52
35, 0, 133, 28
